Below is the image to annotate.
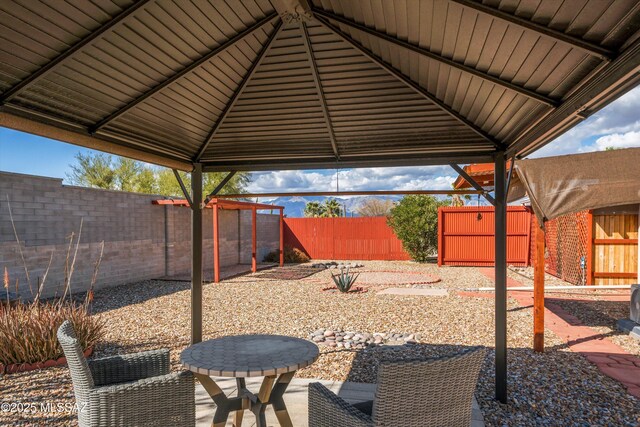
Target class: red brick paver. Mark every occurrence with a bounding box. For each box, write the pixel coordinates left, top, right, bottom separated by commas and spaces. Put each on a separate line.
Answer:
476, 268, 640, 398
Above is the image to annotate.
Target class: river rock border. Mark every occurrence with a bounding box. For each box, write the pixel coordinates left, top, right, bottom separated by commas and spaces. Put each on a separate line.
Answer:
0, 347, 93, 374
309, 329, 420, 349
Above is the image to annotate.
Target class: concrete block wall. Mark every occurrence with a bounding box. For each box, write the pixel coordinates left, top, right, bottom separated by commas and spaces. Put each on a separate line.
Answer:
0, 172, 280, 299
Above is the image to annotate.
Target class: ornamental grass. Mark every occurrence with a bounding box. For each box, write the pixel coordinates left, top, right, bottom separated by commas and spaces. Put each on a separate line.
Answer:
0, 300, 104, 366
1, 196, 105, 368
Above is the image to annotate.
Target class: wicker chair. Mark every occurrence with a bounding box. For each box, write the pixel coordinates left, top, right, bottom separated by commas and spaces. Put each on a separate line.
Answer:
57, 320, 195, 427
309, 347, 486, 427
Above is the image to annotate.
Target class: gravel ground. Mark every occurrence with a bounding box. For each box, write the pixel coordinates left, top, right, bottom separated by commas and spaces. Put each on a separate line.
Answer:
1, 262, 638, 426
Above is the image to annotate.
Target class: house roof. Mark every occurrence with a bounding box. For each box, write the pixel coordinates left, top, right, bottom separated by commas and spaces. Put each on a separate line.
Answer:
1, 0, 640, 171
452, 161, 512, 190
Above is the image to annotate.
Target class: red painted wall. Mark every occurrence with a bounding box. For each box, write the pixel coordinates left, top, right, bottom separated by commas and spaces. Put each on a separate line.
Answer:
437, 206, 533, 267
284, 217, 411, 260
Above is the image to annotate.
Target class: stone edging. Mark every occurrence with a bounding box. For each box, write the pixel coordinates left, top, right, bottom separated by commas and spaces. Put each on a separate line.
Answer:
0, 347, 93, 374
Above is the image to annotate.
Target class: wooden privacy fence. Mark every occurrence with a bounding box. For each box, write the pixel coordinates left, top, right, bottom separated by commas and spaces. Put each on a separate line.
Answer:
542, 209, 638, 285
283, 217, 410, 260
590, 210, 638, 285
437, 206, 533, 267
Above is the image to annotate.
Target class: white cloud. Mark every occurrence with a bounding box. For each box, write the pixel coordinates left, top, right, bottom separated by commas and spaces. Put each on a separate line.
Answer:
593, 131, 640, 150
248, 166, 457, 193
531, 86, 640, 158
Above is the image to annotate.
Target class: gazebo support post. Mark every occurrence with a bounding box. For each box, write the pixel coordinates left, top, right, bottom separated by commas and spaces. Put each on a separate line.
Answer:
494, 152, 508, 403
213, 204, 220, 283
252, 207, 257, 273
191, 163, 203, 345
279, 209, 284, 267
533, 223, 545, 352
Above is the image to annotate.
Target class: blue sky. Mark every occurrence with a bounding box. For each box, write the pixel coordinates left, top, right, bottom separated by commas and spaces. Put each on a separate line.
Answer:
2, 86, 640, 192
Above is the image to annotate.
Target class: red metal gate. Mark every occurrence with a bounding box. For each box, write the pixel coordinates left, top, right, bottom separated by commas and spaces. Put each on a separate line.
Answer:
437, 206, 533, 266
284, 217, 411, 260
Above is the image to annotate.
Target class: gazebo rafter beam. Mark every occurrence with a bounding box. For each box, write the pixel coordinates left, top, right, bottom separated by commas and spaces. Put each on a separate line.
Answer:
204, 171, 237, 205
315, 15, 506, 150
450, 164, 495, 205
300, 21, 340, 159
195, 21, 284, 162
311, 8, 558, 108
0, 0, 154, 105
173, 169, 193, 207
89, 13, 279, 134
449, 0, 614, 61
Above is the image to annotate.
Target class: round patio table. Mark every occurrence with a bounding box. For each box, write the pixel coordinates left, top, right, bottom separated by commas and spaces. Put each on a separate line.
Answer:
181, 334, 319, 427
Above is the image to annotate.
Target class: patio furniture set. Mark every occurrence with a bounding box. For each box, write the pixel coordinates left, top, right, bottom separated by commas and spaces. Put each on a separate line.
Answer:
58, 321, 486, 427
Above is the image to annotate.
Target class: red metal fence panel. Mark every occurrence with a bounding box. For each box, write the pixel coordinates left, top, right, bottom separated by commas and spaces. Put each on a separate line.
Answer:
438, 206, 533, 266
284, 217, 411, 260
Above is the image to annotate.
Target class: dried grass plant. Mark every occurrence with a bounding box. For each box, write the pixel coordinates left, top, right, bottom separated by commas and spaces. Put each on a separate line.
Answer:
1, 196, 105, 367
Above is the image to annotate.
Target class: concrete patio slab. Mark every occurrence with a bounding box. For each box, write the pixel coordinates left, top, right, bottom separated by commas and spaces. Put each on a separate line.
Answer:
195, 376, 484, 426
377, 287, 449, 296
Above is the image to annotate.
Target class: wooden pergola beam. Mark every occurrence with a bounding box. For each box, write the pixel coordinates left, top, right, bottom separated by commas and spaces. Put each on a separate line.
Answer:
252, 207, 258, 273
533, 222, 545, 353
213, 203, 220, 283
312, 8, 558, 108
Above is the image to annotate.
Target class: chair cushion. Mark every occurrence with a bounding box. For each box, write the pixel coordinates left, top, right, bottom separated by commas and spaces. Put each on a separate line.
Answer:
352, 399, 374, 415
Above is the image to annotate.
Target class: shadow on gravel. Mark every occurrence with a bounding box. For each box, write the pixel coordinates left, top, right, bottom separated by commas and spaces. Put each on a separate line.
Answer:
246, 265, 322, 281
89, 280, 190, 314
545, 298, 629, 328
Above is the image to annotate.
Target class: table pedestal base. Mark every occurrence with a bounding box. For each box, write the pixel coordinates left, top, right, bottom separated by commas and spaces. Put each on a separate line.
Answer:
196, 372, 295, 427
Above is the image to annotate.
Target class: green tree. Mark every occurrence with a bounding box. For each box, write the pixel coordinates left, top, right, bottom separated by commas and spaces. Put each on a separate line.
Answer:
322, 199, 343, 217
67, 153, 115, 189
135, 167, 158, 194
304, 201, 324, 217
387, 195, 450, 262
68, 152, 250, 196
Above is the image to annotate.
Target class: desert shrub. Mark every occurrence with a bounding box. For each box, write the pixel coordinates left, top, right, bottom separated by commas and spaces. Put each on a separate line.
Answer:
387, 195, 450, 262
330, 267, 360, 293
263, 246, 310, 263
0, 301, 104, 366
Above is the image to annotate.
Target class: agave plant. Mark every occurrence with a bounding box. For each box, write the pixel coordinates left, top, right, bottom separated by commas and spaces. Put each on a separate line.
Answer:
331, 266, 360, 293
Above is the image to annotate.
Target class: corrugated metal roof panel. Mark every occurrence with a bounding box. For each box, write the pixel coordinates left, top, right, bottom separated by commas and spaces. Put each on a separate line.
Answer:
0, 0, 639, 170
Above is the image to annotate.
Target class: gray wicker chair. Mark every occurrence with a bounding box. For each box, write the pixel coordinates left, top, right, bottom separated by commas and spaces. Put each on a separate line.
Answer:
309, 347, 486, 427
57, 320, 195, 427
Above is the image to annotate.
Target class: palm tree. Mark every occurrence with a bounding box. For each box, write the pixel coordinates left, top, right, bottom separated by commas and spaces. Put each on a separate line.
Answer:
304, 201, 324, 217
322, 199, 343, 217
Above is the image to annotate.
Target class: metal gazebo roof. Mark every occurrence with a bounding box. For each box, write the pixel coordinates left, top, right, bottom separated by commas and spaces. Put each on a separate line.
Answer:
2, 0, 640, 407
1, 0, 640, 172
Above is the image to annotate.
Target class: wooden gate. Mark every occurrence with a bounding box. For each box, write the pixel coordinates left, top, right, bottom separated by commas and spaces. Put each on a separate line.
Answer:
591, 212, 638, 285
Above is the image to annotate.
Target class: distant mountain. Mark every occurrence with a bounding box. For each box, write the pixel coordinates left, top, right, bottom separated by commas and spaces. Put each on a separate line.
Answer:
263, 195, 402, 217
